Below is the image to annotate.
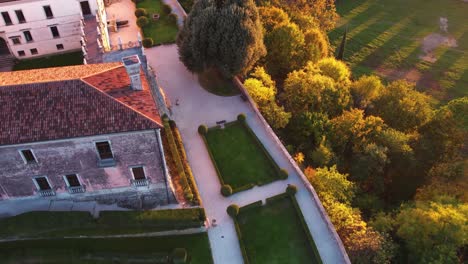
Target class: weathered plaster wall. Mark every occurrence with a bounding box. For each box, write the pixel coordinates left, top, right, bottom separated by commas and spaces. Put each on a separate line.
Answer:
0, 129, 166, 199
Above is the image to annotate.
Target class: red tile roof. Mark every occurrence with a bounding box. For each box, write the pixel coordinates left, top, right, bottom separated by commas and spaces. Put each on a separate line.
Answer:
0, 63, 162, 145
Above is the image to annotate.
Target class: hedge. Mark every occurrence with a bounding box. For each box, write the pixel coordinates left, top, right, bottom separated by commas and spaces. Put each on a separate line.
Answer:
226, 204, 240, 217
136, 16, 149, 27
221, 184, 232, 196
238, 200, 263, 213
199, 127, 226, 188
232, 183, 255, 193
163, 118, 194, 202
170, 121, 202, 205
232, 217, 250, 264
265, 192, 289, 204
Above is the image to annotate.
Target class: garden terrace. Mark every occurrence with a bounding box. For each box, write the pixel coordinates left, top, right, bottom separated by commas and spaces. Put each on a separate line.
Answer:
201, 119, 285, 195
136, 0, 179, 46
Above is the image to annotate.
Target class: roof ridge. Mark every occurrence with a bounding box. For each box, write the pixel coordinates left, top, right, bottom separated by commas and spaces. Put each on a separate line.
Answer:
81, 78, 162, 127
80, 63, 124, 79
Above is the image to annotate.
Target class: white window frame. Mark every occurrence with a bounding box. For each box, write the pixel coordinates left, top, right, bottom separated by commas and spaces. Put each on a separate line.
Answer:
32, 176, 52, 191
94, 140, 114, 160
62, 173, 83, 187
19, 148, 38, 164
130, 165, 147, 180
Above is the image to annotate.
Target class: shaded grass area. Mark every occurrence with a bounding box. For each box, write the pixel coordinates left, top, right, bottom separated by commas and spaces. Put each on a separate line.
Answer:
137, 0, 178, 45
0, 233, 213, 264
237, 197, 320, 264
204, 121, 280, 190
329, 0, 468, 101
198, 69, 240, 96
0, 209, 205, 239
13, 51, 82, 71
179, 0, 193, 13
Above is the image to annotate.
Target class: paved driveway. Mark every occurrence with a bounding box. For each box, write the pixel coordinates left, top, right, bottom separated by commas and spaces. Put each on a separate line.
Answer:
146, 45, 348, 264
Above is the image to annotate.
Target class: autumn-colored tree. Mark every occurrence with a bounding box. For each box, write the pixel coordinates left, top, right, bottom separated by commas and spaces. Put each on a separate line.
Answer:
351, 75, 384, 109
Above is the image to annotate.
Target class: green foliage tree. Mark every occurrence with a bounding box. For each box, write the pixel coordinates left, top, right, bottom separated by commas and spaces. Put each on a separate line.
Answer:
306, 166, 355, 204
351, 75, 383, 109
284, 111, 331, 151
177, 0, 266, 78
336, 26, 347, 60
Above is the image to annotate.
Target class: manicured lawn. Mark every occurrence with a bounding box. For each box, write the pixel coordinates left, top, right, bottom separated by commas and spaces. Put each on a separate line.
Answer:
237, 197, 320, 264
13, 51, 83, 71
137, 0, 179, 45
0, 233, 213, 264
204, 121, 281, 190
198, 69, 240, 96
329, 0, 467, 101
0, 208, 205, 239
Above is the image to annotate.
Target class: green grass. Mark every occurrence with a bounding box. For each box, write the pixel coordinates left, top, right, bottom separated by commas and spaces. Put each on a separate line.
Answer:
237, 197, 320, 264
329, 0, 468, 102
137, 0, 179, 45
0, 233, 213, 264
0, 209, 205, 239
13, 51, 82, 71
198, 69, 240, 96
205, 121, 281, 190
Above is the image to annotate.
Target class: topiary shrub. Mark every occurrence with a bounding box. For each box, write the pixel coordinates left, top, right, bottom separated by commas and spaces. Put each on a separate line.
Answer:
226, 204, 239, 217
286, 184, 298, 195
162, 4, 172, 14
134, 8, 147, 17
168, 13, 178, 24
221, 184, 233, 197
198, 124, 208, 135
136, 16, 149, 28
172, 248, 188, 264
237, 113, 246, 122
280, 168, 289, 179
142, 37, 153, 48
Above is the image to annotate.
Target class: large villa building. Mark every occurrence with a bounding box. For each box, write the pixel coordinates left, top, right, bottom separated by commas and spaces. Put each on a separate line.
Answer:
0, 55, 174, 209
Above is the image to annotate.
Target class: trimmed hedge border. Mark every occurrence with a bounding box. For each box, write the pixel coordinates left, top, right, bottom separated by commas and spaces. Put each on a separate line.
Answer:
163, 117, 194, 203
170, 120, 202, 205
229, 213, 251, 264
238, 200, 262, 213
199, 119, 286, 196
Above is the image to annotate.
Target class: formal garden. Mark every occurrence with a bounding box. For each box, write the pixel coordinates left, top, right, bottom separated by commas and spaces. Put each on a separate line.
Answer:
135, 0, 179, 46
0, 233, 213, 264
227, 185, 322, 264
13, 51, 83, 71
199, 114, 287, 196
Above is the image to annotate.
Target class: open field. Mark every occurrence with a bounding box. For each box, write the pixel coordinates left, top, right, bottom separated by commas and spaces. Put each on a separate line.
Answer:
0, 233, 213, 264
329, 0, 468, 101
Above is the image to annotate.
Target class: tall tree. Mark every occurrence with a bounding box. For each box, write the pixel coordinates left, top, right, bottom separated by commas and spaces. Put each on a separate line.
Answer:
177, 0, 266, 78
336, 26, 347, 60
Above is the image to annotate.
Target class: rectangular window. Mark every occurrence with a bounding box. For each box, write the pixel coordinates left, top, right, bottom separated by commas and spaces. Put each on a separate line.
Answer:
1, 12, 12, 25
34, 177, 51, 190
65, 174, 81, 187
15, 10, 25, 23
43, 5, 53, 19
131, 167, 146, 180
11, 37, 20, 45
50, 26, 60, 38
18, 50, 25, 57
20, 149, 37, 163
23, 31, 33, 42
30, 48, 38, 55
56, 44, 64, 50
96, 141, 113, 160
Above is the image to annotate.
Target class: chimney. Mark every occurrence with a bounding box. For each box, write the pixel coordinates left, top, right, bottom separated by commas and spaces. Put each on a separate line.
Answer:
122, 55, 142, 91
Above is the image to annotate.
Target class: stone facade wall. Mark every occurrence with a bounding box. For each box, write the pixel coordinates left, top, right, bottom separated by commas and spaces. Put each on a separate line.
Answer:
0, 129, 167, 200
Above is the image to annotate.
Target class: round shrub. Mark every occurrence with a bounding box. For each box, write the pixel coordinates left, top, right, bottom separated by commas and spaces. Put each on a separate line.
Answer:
172, 248, 188, 264
237, 113, 246, 122
134, 8, 147, 17
169, 119, 176, 128
198, 124, 208, 135
280, 168, 289, 179
221, 184, 233, 197
162, 4, 172, 14
168, 13, 178, 24
142, 37, 153, 48
286, 184, 298, 195
226, 204, 240, 217
136, 16, 149, 28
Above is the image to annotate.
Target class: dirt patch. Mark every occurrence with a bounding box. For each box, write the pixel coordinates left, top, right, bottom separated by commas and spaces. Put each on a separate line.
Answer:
375, 66, 441, 93
420, 33, 458, 62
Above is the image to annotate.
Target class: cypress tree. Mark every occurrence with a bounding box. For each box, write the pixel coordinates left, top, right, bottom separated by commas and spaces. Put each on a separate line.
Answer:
336, 26, 347, 61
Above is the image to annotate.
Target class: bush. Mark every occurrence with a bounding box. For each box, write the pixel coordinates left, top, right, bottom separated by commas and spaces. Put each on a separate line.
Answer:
198, 124, 208, 135
136, 16, 149, 28
221, 184, 233, 196
162, 4, 172, 14
227, 204, 240, 217
168, 13, 178, 25
172, 248, 188, 263
280, 168, 289, 179
134, 8, 147, 17
286, 184, 298, 195
237, 113, 246, 122
142, 37, 154, 48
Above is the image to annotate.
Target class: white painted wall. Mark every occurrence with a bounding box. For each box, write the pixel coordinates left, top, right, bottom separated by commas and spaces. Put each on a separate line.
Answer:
0, 0, 104, 59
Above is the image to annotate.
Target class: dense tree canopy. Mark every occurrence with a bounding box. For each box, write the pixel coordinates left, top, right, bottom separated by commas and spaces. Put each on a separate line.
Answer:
177, 0, 266, 78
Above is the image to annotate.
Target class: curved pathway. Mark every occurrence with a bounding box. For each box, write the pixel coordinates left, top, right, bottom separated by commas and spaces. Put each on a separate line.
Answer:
146, 45, 349, 264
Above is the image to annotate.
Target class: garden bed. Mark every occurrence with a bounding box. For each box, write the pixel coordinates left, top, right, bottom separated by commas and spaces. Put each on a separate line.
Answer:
136, 0, 178, 45
200, 117, 286, 195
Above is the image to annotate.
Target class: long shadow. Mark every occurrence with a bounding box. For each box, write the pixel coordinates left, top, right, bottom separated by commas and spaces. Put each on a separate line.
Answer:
449, 68, 468, 99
